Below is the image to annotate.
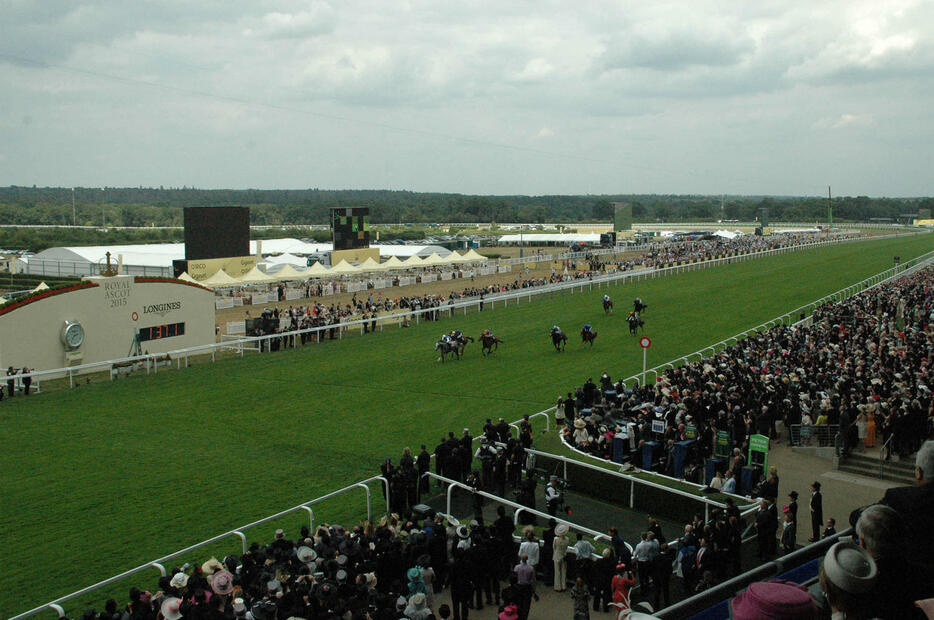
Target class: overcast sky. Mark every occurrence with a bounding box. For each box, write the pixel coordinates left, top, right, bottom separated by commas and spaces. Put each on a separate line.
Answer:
1, 1, 931, 196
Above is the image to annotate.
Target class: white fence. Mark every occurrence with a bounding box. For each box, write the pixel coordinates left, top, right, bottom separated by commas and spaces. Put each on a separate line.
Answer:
11, 231, 929, 394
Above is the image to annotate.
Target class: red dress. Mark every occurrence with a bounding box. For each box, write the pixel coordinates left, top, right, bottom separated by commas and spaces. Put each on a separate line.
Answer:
612, 574, 635, 607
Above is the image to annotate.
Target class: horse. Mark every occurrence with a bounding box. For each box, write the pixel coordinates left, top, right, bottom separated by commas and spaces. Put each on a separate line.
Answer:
479, 333, 502, 356
603, 298, 614, 314
454, 334, 474, 354
633, 298, 648, 315
435, 339, 463, 362
551, 330, 568, 352
627, 313, 644, 335
581, 328, 598, 346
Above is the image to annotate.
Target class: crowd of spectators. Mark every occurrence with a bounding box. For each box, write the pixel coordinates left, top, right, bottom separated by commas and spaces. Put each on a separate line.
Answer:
560, 265, 934, 484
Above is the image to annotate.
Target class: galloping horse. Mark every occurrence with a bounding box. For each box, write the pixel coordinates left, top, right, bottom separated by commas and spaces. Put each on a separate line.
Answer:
627, 312, 644, 335
479, 332, 503, 356
551, 329, 568, 352
633, 298, 648, 315
581, 327, 598, 346
603, 297, 614, 314
435, 338, 467, 362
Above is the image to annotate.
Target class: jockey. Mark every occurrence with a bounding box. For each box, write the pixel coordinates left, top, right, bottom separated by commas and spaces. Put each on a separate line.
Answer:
441, 333, 452, 343
582, 323, 593, 333
551, 325, 563, 336
603, 294, 611, 303
483, 329, 491, 337
452, 329, 463, 340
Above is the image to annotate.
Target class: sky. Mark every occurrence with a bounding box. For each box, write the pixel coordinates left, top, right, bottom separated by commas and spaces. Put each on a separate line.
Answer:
1, 0, 932, 196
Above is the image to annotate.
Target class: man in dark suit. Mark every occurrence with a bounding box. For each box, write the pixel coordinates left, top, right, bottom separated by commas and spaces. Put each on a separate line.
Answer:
755, 498, 778, 559
880, 439, 934, 569
822, 518, 837, 539
809, 481, 823, 542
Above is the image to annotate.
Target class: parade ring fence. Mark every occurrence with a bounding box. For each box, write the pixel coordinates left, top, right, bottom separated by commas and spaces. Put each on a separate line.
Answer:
10, 230, 929, 395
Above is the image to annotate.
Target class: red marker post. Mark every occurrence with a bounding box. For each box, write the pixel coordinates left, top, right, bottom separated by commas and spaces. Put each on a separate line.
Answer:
639, 336, 652, 386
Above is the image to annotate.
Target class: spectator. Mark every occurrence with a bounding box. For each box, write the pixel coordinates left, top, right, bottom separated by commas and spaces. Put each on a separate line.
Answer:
855, 504, 931, 619
880, 439, 934, 568
819, 541, 878, 620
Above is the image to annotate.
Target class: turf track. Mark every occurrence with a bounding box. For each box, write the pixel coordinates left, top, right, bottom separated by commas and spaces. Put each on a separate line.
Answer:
1, 233, 932, 616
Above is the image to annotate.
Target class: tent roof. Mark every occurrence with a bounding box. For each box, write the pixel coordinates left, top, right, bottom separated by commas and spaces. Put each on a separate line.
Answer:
238, 266, 276, 283
305, 262, 331, 278
461, 249, 489, 262
328, 260, 360, 275
401, 255, 425, 267
32, 281, 50, 292
177, 272, 198, 283
357, 257, 385, 272
381, 256, 405, 270
418, 253, 447, 266
200, 269, 240, 288
264, 253, 307, 266
270, 264, 308, 281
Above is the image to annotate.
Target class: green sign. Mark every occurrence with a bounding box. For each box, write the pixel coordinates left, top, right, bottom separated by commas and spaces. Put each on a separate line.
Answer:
684, 424, 697, 440
748, 433, 770, 471
715, 430, 731, 458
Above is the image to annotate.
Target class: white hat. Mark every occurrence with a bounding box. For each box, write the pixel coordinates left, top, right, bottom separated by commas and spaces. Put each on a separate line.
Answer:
555, 523, 569, 536
169, 572, 189, 589
161, 597, 183, 620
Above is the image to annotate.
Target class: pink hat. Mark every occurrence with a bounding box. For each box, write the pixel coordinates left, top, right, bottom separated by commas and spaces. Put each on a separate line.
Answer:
498, 605, 519, 620
731, 581, 817, 619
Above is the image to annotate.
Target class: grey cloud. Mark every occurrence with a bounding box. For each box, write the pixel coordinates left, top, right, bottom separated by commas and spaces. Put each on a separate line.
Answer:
599, 29, 756, 72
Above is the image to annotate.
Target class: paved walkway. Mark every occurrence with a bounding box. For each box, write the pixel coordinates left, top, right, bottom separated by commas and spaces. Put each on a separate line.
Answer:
766, 442, 899, 544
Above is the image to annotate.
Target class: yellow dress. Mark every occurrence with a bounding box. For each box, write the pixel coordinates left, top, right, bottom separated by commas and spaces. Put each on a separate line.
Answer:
865, 412, 876, 448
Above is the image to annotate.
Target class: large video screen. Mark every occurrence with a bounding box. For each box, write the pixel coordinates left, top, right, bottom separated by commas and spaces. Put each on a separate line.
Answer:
184, 207, 250, 260
331, 207, 370, 250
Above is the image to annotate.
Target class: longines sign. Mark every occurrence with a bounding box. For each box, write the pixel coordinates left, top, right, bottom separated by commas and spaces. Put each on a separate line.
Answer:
142, 301, 182, 317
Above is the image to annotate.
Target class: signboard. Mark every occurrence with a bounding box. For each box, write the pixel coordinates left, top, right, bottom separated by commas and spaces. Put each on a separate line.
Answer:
748, 433, 770, 471
186, 255, 257, 280
651, 419, 666, 435
640, 336, 652, 349
613, 202, 633, 231
684, 424, 697, 440
715, 430, 731, 458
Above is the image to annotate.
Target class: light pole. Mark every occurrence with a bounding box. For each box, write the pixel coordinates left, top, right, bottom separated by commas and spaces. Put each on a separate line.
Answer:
72, 187, 76, 226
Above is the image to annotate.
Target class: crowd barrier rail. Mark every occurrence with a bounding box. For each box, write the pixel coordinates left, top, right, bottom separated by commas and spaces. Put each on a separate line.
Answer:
9, 231, 927, 395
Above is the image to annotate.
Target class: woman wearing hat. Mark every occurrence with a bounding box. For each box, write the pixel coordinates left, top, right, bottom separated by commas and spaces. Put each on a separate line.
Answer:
611, 563, 636, 616
553, 523, 570, 592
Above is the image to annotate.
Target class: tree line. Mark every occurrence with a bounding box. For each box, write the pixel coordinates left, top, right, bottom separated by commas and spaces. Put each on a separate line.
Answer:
1, 186, 930, 229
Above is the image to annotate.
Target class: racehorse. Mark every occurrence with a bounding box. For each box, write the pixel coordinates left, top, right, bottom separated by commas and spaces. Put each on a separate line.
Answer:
551, 330, 568, 352
581, 327, 598, 346
627, 313, 644, 335
603, 298, 614, 314
479, 333, 503, 356
435, 339, 464, 362
633, 298, 648, 315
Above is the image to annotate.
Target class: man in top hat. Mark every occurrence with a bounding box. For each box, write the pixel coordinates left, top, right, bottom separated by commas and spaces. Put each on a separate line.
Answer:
809, 481, 823, 542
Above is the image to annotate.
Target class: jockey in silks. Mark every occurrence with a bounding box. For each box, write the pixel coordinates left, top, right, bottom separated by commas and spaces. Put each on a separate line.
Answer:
582, 323, 594, 334
441, 333, 453, 344
603, 294, 611, 303
451, 329, 463, 341
551, 325, 563, 336
483, 329, 492, 337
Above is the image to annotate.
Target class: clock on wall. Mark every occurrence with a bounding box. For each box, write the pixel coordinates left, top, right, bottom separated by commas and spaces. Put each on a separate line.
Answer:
61, 320, 85, 350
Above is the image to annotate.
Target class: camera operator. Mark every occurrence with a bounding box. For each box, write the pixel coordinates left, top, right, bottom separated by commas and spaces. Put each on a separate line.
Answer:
545, 475, 562, 516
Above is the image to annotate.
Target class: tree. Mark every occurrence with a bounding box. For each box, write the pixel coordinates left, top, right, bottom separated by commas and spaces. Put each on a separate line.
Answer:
591, 200, 614, 221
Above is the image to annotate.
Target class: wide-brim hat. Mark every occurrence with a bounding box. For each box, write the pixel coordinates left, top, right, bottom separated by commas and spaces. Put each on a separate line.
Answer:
169, 572, 189, 589
210, 570, 234, 595
201, 557, 224, 574
574, 419, 586, 429
161, 597, 183, 620
555, 523, 569, 536
456, 525, 469, 539
297, 545, 317, 563
410, 593, 427, 609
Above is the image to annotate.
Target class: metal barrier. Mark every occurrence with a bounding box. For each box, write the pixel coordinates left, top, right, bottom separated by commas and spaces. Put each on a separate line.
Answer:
10, 476, 389, 620
521, 446, 759, 524
789, 424, 839, 447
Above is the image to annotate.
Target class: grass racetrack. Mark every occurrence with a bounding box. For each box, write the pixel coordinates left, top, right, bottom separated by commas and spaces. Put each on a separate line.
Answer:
1, 233, 932, 616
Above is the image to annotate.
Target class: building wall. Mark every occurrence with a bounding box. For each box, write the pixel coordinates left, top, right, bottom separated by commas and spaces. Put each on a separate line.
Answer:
0, 275, 215, 373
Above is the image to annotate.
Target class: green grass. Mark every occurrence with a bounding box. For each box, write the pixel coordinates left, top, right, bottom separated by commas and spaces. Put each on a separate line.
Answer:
1, 234, 932, 616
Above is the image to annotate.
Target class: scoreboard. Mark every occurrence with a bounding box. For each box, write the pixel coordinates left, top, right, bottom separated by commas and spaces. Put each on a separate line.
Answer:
331, 207, 370, 250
